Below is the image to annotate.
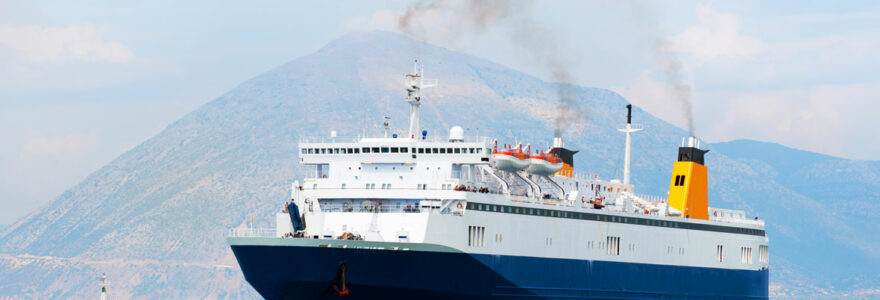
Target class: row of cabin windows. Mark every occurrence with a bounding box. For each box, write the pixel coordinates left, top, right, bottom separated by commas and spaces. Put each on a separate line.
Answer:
466, 202, 765, 236
362, 183, 393, 189
302, 147, 484, 155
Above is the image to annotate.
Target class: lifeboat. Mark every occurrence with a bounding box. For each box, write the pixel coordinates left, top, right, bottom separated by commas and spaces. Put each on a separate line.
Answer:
527, 150, 564, 176
492, 142, 530, 172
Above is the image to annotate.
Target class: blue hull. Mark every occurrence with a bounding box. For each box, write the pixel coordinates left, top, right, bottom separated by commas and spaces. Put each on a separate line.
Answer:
230, 242, 768, 299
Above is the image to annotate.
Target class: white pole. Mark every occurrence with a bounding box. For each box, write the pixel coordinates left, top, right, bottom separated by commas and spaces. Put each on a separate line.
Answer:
624, 123, 632, 185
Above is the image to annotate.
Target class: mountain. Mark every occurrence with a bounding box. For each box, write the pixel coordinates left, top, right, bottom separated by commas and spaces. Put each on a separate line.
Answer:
0, 31, 877, 298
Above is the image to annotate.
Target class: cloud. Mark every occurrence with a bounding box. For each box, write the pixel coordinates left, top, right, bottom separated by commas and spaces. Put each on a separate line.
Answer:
667, 4, 763, 64
0, 24, 134, 63
15, 133, 99, 168
340, 10, 402, 33
617, 69, 880, 159
701, 83, 880, 160
612, 71, 693, 132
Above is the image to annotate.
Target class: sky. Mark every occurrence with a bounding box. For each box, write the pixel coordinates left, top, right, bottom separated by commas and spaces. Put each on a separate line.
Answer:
0, 0, 878, 225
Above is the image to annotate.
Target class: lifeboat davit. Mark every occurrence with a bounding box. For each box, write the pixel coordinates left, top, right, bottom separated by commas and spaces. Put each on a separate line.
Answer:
492, 142, 530, 172
527, 151, 564, 176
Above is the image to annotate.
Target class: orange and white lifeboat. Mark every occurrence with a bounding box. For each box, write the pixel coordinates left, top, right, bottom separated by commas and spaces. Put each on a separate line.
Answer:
527, 150, 564, 176
492, 142, 530, 172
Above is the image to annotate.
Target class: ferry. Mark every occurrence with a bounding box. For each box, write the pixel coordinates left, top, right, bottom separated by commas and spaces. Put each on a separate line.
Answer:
228, 61, 769, 299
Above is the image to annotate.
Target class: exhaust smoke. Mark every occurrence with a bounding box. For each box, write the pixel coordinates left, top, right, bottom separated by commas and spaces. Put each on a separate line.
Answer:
398, 0, 587, 137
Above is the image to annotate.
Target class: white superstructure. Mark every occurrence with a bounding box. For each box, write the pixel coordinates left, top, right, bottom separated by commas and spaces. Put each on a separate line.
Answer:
268, 61, 768, 274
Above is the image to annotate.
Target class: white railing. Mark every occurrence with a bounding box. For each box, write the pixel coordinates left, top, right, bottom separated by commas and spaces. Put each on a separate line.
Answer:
228, 228, 276, 238
298, 135, 493, 144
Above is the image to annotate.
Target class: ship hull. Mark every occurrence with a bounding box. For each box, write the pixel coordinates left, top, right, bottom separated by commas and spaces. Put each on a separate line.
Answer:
230, 238, 768, 300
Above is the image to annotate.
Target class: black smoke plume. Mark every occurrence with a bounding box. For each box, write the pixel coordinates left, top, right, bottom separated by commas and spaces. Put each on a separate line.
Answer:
398, 0, 585, 137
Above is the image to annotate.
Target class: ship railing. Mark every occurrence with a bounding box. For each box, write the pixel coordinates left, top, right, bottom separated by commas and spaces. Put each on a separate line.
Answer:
298, 135, 494, 144
316, 200, 465, 215
228, 228, 276, 238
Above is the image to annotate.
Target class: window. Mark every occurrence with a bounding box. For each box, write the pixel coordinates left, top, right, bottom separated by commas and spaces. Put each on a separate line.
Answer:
432, 148, 438, 153
372, 147, 380, 153
362, 147, 370, 153
418, 148, 425, 154
675, 175, 687, 186
390, 147, 399, 153
468, 226, 485, 247
402, 147, 409, 153
469, 148, 475, 153
454, 148, 460, 153
440, 148, 446, 154
381, 147, 389, 153
717, 245, 724, 262
447, 148, 453, 153
354, 148, 359, 153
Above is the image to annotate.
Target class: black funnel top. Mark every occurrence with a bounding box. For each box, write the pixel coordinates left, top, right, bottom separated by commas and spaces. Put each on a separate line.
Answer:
678, 147, 710, 165
626, 104, 632, 124
550, 147, 578, 167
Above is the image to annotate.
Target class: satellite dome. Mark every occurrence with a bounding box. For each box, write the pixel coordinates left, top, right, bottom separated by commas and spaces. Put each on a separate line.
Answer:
449, 126, 464, 142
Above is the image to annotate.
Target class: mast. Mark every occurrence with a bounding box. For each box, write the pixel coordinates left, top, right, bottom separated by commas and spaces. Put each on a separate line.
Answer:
617, 104, 643, 185
99, 273, 108, 300
405, 60, 436, 139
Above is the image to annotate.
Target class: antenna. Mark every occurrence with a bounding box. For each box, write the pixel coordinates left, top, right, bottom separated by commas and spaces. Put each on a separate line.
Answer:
383, 116, 391, 138
405, 60, 438, 139
617, 104, 643, 185
99, 273, 109, 300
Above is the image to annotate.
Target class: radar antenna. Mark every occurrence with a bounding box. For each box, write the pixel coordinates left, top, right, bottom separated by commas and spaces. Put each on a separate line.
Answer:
405, 60, 437, 139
